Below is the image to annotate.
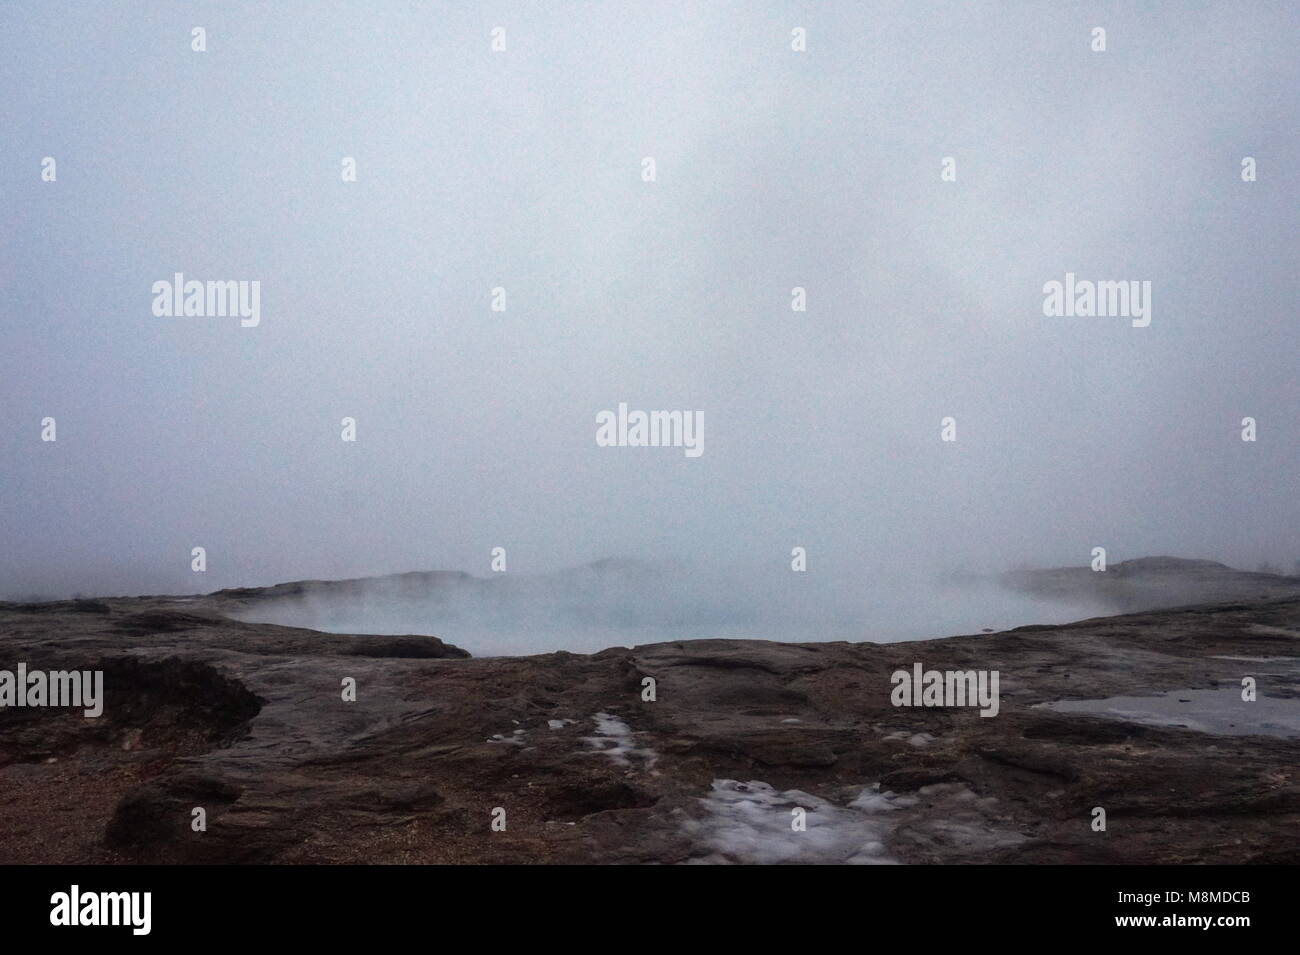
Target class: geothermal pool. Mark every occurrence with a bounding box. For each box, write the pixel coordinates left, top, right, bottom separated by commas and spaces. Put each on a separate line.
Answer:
229, 565, 1112, 657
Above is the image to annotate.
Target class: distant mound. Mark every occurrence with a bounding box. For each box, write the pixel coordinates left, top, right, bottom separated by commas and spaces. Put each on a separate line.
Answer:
1112, 556, 1230, 573
1003, 556, 1300, 614
210, 559, 680, 605
211, 570, 476, 604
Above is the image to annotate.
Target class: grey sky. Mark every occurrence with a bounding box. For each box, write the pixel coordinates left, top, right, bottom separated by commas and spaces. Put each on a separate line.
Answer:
2, 1, 1297, 599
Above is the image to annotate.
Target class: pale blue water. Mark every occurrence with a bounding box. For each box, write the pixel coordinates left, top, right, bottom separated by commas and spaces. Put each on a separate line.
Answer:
231, 565, 1112, 656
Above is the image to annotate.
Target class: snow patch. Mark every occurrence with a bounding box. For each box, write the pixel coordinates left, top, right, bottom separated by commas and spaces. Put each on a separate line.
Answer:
882, 728, 938, 747
848, 785, 918, 812
580, 712, 657, 768
682, 780, 915, 864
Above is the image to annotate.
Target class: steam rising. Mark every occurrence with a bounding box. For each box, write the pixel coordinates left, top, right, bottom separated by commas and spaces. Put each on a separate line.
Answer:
228, 558, 1114, 655
3, 3, 1297, 634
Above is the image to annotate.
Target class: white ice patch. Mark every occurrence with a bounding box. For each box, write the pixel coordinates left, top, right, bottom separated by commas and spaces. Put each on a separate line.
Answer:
882, 729, 938, 747
848, 785, 918, 812
488, 729, 526, 746
682, 780, 913, 864
580, 712, 657, 768
547, 719, 575, 730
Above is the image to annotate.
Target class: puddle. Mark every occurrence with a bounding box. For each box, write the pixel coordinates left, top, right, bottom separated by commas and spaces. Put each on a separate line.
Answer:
1037, 687, 1300, 738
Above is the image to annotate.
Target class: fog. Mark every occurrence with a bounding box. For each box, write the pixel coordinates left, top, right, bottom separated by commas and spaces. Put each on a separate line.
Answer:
228, 559, 1117, 655
3, 4, 1297, 646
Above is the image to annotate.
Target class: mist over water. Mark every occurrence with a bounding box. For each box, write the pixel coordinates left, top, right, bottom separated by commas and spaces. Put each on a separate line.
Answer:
3, 3, 1298, 625
230, 559, 1115, 656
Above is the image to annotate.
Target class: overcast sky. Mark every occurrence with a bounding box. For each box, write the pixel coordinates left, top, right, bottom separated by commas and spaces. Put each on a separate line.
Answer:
2, 1, 1297, 599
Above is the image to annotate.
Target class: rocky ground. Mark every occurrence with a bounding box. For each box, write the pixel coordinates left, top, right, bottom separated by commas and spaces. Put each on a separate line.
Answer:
1, 558, 1298, 864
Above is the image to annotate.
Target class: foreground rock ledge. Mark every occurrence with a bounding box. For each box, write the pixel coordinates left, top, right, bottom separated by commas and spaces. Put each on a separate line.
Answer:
0, 589, 1297, 864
